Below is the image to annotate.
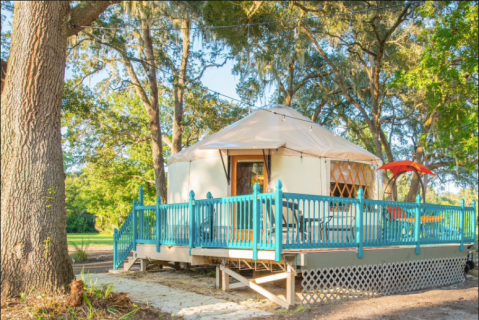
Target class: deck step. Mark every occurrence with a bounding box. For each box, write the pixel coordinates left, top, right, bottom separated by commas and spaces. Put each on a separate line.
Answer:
123, 256, 139, 271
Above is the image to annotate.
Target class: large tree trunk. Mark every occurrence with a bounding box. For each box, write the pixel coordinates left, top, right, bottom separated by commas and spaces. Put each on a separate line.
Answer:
171, 19, 191, 155
1, 1, 74, 297
141, 16, 168, 203
406, 146, 425, 202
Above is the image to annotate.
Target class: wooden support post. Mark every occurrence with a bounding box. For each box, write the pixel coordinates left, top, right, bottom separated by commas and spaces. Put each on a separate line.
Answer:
140, 259, 147, 272
252, 270, 261, 279
286, 263, 295, 306
221, 269, 230, 292
216, 264, 222, 289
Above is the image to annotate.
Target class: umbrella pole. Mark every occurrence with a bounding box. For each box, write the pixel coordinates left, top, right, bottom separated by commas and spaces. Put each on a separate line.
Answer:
409, 166, 426, 203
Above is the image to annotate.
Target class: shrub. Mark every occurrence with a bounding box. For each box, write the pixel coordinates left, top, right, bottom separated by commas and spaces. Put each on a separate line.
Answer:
70, 239, 90, 262
66, 213, 96, 233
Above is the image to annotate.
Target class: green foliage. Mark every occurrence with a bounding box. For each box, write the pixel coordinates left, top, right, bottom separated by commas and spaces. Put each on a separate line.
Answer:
393, 1, 478, 175
65, 174, 96, 233
62, 75, 245, 232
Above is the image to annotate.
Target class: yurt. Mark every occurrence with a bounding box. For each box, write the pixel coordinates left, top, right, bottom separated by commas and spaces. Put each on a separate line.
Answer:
167, 105, 382, 203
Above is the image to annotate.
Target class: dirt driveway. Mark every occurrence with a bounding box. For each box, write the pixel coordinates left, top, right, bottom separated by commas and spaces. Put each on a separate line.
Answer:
73, 247, 478, 319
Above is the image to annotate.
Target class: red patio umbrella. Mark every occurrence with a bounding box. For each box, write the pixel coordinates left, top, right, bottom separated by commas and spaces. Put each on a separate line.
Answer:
378, 160, 436, 176
377, 160, 435, 203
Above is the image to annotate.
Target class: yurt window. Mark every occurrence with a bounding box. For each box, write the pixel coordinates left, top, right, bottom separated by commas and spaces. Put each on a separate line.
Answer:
330, 161, 375, 199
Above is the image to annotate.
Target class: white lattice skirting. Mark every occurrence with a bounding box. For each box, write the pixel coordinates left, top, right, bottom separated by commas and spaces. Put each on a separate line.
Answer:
301, 257, 466, 305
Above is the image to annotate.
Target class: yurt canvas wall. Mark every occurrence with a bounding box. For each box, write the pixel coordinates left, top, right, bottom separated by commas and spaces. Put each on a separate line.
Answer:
168, 154, 380, 203
167, 105, 382, 203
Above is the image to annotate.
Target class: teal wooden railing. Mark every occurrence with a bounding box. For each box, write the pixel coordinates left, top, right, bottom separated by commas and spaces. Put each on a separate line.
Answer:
113, 205, 135, 270
113, 181, 477, 269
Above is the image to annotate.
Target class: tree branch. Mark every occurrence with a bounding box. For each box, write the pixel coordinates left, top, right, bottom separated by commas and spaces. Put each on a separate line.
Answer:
120, 51, 152, 108
292, 71, 332, 95
301, 26, 374, 129
162, 135, 172, 148
246, 1, 264, 18
292, 1, 324, 13
187, 57, 229, 83
68, 1, 121, 37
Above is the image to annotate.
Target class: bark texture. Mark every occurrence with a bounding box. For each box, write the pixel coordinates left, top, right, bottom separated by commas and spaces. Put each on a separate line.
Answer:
140, 15, 167, 203
171, 19, 191, 155
1, 59, 6, 94
1, 1, 74, 297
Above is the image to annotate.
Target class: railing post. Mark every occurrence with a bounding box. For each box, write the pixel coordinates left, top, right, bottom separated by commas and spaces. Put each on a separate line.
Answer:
139, 185, 144, 239
356, 189, 364, 258
472, 200, 477, 247
156, 196, 161, 253
460, 199, 465, 252
189, 191, 196, 256
132, 199, 137, 251
252, 183, 260, 261
207, 192, 213, 246
415, 194, 422, 255
274, 180, 283, 262
113, 228, 118, 270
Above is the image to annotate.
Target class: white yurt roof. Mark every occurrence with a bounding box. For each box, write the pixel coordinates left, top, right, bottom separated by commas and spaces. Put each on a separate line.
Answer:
168, 105, 382, 166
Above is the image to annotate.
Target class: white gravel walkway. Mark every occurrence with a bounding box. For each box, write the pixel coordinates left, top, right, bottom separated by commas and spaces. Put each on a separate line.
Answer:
79, 273, 272, 320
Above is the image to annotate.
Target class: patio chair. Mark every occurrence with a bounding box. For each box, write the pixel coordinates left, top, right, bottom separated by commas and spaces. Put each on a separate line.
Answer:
381, 206, 415, 242
264, 200, 305, 243
441, 224, 461, 239
326, 201, 355, 243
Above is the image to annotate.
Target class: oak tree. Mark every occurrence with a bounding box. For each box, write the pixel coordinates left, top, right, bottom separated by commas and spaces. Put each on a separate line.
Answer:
1, 0, 119, 297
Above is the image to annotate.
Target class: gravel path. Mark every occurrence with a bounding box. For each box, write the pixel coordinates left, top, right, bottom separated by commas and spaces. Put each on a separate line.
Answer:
79, 273, 273, 320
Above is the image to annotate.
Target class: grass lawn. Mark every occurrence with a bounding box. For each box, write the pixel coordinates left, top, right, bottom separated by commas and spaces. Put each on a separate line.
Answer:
67, 233, 113, 246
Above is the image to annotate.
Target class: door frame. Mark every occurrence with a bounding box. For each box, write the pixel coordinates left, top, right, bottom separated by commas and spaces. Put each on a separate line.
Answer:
231, 155, 269, 196
230, 155, 268, 241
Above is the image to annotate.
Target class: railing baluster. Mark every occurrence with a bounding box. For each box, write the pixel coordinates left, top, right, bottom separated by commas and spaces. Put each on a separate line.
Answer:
113, 228, 118, 269
356, 189, 364, 258
472, 200, 477, 244
459, 199, 465, 252
253, 183, 259, 260
188, 191, 195, 255
275, 181, 283, 262
415, 194, 422, 255
156, 197, 161, 252
132, 200, 137, 251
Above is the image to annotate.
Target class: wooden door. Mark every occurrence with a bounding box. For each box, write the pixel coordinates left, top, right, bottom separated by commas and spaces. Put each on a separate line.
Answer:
231, 156, 268, 241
